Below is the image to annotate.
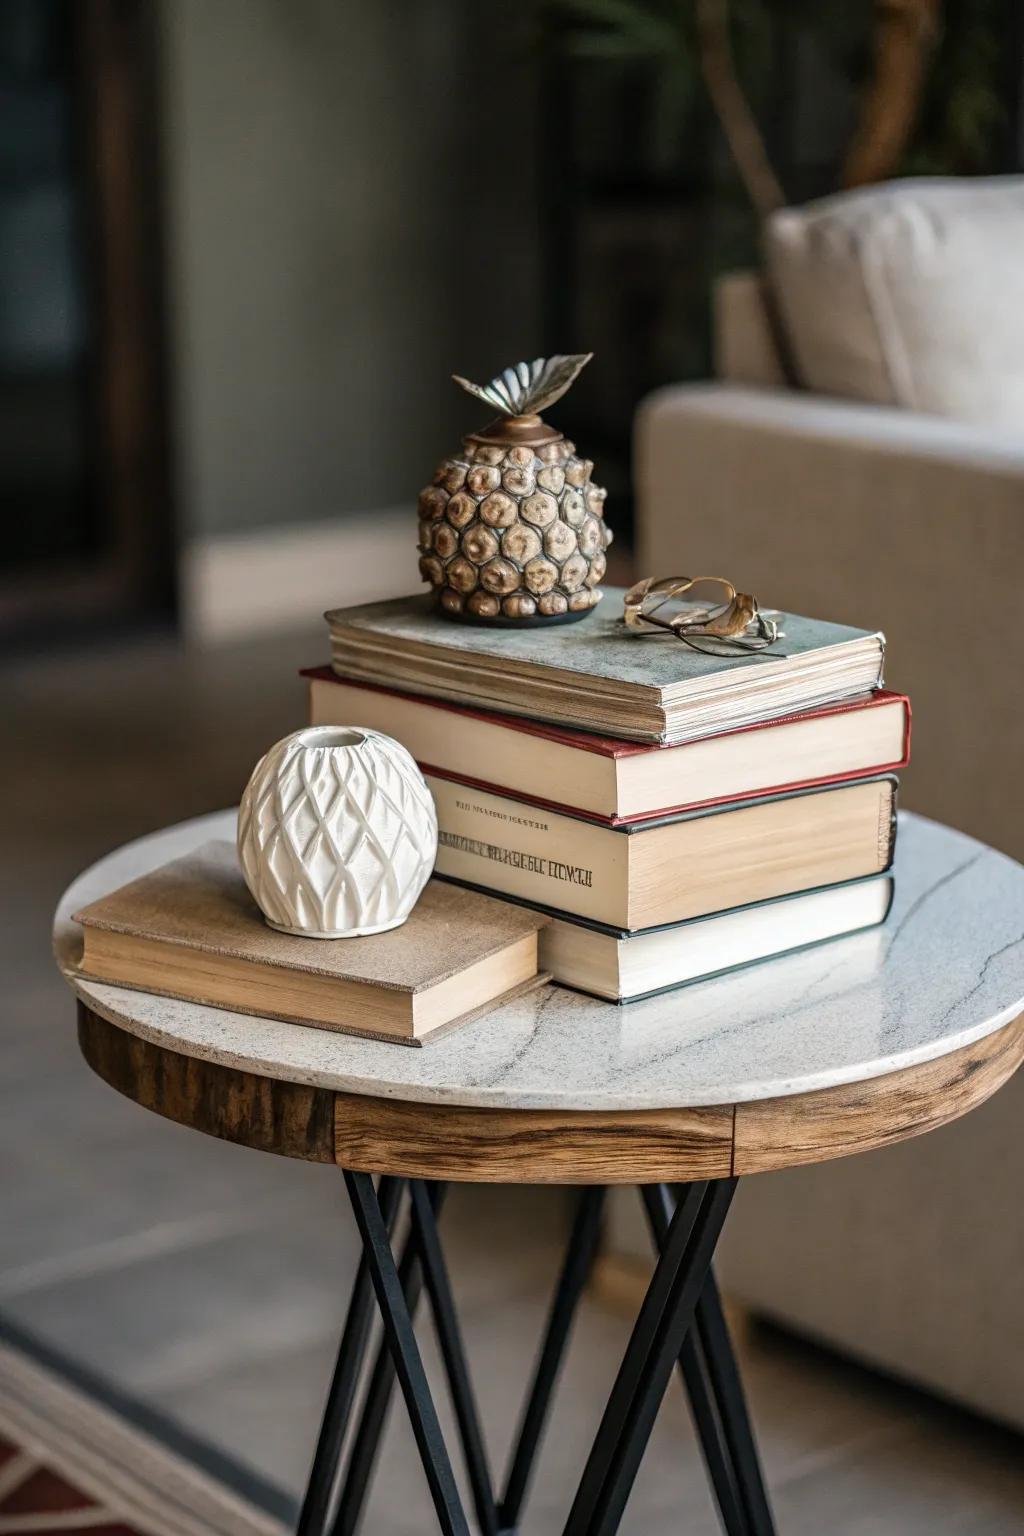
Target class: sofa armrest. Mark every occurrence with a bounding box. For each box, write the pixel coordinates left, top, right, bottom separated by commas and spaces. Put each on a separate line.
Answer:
635, 383, 1024, 859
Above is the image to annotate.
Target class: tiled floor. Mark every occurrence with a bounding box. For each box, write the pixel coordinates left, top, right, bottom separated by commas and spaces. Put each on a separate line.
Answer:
3, 626, 1024, 1533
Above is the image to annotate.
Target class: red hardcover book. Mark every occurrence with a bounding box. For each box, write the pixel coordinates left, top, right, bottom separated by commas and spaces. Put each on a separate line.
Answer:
303, 666, 910, 827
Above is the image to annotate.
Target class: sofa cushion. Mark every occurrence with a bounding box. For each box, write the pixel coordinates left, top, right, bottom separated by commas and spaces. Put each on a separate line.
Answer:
713, 271, 789, 388
765, 177, 1024, 430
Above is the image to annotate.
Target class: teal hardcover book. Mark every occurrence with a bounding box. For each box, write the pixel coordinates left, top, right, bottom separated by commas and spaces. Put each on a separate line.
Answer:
325, 589, 885, 744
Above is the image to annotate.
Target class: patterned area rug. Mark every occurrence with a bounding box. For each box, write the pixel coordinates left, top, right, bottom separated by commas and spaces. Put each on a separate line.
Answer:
0, 1337, 286, 1536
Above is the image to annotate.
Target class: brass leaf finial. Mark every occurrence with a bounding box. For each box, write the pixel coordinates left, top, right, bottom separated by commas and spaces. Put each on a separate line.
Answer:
452, 354, 593, 418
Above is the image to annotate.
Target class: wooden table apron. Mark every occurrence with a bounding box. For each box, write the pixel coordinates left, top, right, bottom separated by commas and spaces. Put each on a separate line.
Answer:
76, 1000, 1024, 1183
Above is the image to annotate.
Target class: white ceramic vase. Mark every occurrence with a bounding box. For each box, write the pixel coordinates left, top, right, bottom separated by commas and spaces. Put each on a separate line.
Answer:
237, 726, 438, 939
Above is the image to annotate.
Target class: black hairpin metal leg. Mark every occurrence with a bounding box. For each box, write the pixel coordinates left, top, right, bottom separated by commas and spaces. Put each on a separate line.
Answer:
298, 1174, 771, 1536
563, 1179, 737, 1536
295, 1176, 402, 1536
343, 1170, 470, 1536
330, 1183, 448, 1536
377, 1181, 605, 1536
641, 1184, 747, 1535
318, 1181, 606, 1536
409, 1179, 500, 1536
499, 1186, 606, 1531
643, 1184, 776, 1536
695, 1269, 776, 1536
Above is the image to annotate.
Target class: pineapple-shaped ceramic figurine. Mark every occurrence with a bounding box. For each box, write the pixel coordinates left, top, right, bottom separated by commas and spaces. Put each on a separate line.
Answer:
417, 354, 613, 625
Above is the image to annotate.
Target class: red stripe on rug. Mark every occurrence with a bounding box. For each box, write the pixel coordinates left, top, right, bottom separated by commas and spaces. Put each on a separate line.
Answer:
24, 1523, 142, 1536
1, 1464, 97, 1513
18, 1527, 141, 1536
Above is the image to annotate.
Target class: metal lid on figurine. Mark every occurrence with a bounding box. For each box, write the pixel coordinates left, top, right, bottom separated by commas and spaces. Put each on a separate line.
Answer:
454, 354, 592, 449
465, 413, 564, 448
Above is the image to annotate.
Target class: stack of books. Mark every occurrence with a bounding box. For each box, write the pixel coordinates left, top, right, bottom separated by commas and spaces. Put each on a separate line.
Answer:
308, 589, 910, 1003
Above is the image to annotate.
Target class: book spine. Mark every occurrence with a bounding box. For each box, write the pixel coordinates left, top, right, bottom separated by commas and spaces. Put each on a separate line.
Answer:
880, 778, 899, 871
427, 776, 625, 927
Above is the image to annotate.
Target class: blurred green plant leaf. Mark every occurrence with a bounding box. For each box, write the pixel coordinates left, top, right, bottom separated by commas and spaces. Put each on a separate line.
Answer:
546, 0, 680, 56
563, 29, 669, 57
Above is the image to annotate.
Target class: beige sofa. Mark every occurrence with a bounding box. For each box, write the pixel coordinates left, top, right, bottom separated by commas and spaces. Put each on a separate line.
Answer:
613, 178, 1024, 1430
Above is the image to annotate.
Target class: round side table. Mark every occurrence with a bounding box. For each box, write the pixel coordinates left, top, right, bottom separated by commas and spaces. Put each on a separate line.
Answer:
54, 811, 1024, 1536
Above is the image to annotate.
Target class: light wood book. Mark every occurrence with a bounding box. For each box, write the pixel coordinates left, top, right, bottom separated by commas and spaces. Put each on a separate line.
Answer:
73, 842, 547, 1045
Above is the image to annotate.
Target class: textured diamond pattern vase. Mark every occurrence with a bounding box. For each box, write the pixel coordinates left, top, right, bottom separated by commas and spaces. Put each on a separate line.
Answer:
237, 727, 438, 939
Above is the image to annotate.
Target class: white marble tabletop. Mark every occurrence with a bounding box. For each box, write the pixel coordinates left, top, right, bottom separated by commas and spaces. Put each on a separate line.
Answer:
54, 810, 1024, 1112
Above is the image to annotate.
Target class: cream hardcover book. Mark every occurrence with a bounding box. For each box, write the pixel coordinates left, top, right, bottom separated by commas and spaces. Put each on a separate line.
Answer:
307, 668, 910, 824
73, 841, 547, 1044
428, 775, 897, 931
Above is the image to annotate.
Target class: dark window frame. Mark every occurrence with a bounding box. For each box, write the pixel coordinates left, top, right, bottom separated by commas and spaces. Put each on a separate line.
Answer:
0, 0, 175, 644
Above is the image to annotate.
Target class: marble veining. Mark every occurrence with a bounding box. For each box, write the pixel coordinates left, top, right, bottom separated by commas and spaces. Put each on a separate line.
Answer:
53, 810, 1024, 1111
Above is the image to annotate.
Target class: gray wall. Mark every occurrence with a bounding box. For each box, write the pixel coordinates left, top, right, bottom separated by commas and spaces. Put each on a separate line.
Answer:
159, 0, 541, 538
